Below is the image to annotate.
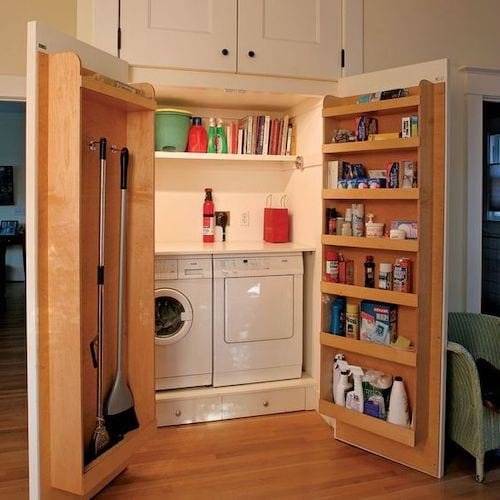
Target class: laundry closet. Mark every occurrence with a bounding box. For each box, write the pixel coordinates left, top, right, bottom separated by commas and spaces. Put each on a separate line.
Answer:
26, 14, 447, 500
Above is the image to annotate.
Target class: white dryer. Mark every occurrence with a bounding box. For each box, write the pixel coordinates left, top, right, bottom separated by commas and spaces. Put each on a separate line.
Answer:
155, 255, 212, 390
213, 253, 303, 387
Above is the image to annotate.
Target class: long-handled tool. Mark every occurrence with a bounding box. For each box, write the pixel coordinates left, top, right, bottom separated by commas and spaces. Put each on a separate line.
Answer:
89, 137, 111, 460
105, 147, 139, 438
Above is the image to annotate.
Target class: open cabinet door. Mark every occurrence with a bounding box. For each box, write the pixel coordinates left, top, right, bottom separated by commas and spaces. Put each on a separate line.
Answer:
26, 22, 156, 499
319, 61, 447, 478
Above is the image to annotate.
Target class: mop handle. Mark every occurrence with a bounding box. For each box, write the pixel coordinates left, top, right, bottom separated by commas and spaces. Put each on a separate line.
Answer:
116, 148, 129, 378
97, 137, 107, 419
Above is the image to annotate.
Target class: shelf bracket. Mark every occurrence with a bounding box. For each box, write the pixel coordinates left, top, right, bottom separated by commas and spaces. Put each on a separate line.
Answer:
295, 155, 304, 170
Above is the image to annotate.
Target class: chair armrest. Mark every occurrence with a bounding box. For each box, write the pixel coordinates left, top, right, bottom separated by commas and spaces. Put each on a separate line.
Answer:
446, 341, 485, 457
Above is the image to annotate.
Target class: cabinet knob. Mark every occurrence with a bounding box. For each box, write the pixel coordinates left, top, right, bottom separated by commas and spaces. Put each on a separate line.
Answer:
248, 50, 256, 58
175, 409, 182, 417
263, 400, 269, 407
221, 48, 229, 56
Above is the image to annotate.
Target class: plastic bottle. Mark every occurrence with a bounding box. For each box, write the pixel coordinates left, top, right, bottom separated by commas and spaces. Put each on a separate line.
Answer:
326, 208, 337, 235
345, 303, 359, 339
345, 365, 364, 412
332, 353, 347, 404
388, 376, 410, 427
325, 250, 339, 282
187, 117, 208, 153
207, 118, 217, 153
202, 188, 215, 243
215, 118, 228, 153
351, 203, 364, 237
334, 370, 353, 407
330, 296, 346, 335
364, 256, 375, 288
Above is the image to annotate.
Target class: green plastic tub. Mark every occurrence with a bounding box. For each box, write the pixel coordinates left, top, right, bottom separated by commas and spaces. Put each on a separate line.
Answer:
155, 108, 192, 152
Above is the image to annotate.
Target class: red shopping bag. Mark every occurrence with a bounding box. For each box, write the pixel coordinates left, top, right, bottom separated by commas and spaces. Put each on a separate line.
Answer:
263, 195, 289, 243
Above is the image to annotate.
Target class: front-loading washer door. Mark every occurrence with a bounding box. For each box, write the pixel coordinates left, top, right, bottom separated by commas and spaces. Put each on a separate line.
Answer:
224, 275, 294, 342
155, 288, 193, 345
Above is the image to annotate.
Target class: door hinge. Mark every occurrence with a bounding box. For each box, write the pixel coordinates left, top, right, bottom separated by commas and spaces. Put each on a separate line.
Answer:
341, 49, 346, 69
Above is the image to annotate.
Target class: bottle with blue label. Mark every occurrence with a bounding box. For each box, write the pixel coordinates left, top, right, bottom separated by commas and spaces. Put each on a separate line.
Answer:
330, 296, 346, 336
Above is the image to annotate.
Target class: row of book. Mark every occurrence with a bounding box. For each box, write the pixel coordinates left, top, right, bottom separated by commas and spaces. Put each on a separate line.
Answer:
225, 116, 293, 155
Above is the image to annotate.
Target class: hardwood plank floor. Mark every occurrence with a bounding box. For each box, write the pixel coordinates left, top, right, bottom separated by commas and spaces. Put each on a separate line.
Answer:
0, 282, 28, 500
97, 411, 499, 499
1, 282, 498, 499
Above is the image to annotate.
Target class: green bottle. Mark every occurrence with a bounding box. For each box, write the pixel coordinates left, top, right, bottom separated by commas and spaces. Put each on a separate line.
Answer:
207, 117, 217, 153
216, 118, 228, 154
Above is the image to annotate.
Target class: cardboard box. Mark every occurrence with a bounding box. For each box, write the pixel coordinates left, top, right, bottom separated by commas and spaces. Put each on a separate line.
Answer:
360, 301, 398, 345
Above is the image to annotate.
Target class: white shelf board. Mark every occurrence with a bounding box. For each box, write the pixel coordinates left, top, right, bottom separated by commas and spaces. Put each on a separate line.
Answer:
155, 151, 298, 163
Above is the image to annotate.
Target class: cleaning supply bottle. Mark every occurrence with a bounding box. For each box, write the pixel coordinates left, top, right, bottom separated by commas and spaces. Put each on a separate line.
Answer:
334, 370, 352, 407
332, 353, 347, 404
345, 365, 364, 413
330, 296, 346, 336
216, 118, 228, 153
202, 188, 215, 243
325, 250, 339, 282
364, 255, 375, 288
187, 117, 208, 153
207, 117, 217, 153
345, 303, 359, 339
388, 376, 410, 427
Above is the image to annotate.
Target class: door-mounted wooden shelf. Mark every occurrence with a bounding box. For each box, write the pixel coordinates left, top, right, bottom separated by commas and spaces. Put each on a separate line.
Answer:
321, 281, 418, 307
323, 137, 419, 154
323, 95, 420, 119
322, 235, 419, 252
319, 399, 416, 447
320, 332, 417, 367
323, 188, 419, 200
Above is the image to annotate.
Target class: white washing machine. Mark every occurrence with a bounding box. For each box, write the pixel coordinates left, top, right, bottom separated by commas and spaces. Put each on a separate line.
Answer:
155, 255, 212, 390
213, 253, 303, 387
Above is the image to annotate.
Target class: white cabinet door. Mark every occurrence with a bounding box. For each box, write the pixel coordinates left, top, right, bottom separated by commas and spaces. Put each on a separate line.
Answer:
238, 0, 342, 80
120, 0, 237, 72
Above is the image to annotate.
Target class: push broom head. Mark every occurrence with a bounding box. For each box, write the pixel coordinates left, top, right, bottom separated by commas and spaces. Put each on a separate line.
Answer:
105, 377, 139, 440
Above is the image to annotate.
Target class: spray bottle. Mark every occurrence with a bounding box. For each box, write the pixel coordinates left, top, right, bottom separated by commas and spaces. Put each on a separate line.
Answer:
334, 370, 352, 407
345, 365, 364, 413
332, 353, 347, 403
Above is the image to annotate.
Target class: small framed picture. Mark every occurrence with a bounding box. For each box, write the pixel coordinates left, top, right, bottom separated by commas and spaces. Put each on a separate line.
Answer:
0, 220, 18, 236
0, 166, 14, 205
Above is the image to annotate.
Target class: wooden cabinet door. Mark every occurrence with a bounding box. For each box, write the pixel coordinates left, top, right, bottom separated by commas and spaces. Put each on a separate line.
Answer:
237, 0, 342, 80
120, 0, 237, 72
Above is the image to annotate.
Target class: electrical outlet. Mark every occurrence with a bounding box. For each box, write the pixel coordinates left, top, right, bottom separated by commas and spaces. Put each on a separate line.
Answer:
240, 211, 250, 227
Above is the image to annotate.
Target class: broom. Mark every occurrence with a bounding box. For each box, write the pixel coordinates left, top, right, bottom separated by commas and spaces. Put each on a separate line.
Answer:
104, 147, 139, 438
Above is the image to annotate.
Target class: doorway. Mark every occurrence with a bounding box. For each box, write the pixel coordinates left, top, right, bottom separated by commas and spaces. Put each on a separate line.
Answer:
0, 100, 28, 497
482, 101, 500, 315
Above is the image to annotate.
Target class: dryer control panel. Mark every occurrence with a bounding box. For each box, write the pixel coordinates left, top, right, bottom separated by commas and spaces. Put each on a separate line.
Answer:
213, 254, 303, 278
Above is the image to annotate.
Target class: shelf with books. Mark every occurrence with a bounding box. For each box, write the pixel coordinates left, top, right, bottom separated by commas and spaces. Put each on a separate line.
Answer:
320, 332, 417, 367
322, 234, 418, 252
320, 281, 418, 307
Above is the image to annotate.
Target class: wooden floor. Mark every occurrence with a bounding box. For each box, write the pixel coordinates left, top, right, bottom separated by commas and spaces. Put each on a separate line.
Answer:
0, 283, 28, 499
1, 282, 499, 499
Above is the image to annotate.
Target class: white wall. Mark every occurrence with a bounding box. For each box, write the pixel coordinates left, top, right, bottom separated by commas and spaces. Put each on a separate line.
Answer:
0, 102, 26, 281
362, 0, 500, 312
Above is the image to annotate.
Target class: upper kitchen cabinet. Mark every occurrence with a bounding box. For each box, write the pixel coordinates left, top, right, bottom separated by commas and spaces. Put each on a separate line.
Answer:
120, 0, 237, 72
237, 0, 342, 80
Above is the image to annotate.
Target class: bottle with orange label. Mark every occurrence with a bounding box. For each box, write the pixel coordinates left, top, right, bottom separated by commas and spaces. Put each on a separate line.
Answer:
203, 188, 215, 243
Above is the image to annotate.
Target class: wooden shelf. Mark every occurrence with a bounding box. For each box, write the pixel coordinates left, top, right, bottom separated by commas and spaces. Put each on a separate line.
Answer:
320, 332, 417, 367
323, 95, 420, 119
323, 188, 419, 200
322, 234, 419, 252
323, 137, 419, 154
321, 281, 418, 307
81, 76, 156, 111
319, 400, 415, 447
155, 151, 299, 163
